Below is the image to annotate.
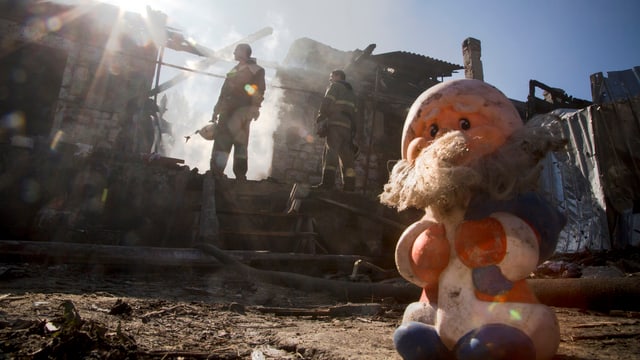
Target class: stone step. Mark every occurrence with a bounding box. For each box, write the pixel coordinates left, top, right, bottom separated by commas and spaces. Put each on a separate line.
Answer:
216, 210, 313, 233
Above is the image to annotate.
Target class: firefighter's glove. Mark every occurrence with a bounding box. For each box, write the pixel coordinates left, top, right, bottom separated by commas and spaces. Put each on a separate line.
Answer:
316, 117, 328, 138
249, 106, 260, 121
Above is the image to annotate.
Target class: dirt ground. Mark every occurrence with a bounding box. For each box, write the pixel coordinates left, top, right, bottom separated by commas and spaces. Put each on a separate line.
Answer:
1, 259, 639, 360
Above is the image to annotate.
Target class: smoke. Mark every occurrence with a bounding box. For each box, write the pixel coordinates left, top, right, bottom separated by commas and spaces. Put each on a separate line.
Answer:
154, 13, 291, 178
161, 86, 211, 173
128, 1, 302, 178
246, 87, 283, 180
159, 59, 284, 179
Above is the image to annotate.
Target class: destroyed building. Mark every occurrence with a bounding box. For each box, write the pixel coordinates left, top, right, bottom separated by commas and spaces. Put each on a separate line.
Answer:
1, 1, 639, 266
0, 1, 198, 248
0, 1, 462, 260
0, 1, 159, 148
271, 38, 463, 194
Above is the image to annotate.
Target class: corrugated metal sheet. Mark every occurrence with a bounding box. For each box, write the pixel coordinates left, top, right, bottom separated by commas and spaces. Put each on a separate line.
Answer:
538, 109, 610, 253
591, 66, 640, 103
370, 51, 463, 78
538, 67, 640, 252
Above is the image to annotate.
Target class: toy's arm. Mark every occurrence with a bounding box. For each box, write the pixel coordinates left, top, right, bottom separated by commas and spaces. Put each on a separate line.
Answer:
396, 219, 450, 290
465, 192, 565, 263
455, 212, 540, 295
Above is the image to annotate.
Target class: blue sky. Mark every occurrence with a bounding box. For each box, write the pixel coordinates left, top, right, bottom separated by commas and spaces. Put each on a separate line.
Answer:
106, 0, 640, 102
59, 0, 640, 175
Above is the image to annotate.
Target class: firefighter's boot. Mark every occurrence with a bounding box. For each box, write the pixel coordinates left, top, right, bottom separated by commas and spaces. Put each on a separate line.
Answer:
233, 157, 248, 181
210, 150, 230, 178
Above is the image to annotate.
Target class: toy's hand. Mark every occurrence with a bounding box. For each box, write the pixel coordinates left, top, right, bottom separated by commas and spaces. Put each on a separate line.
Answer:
472, 265, 513, 295
455, 218, 506, 269
409, 223, 449, 287
396, 220, 448, 289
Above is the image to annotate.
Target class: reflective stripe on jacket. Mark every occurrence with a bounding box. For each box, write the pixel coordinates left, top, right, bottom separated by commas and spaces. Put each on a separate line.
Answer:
215, 61, 266, 114
318, 80, 356, 129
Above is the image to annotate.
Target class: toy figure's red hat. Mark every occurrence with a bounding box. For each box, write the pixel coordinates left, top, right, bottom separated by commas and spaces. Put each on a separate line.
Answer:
401, 79, 523, 162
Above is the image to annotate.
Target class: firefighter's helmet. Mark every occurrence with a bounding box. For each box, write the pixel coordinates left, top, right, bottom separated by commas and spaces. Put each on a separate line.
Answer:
198, 123, 217, 141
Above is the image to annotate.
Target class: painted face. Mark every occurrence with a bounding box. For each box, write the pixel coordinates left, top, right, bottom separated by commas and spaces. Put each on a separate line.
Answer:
402, 79, 523, 165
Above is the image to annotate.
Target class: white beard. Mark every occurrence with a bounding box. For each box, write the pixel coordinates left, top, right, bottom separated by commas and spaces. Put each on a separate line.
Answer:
380, 115, 566, 220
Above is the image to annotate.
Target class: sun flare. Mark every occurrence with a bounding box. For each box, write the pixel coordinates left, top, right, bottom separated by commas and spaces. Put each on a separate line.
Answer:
103, 0, 150, 15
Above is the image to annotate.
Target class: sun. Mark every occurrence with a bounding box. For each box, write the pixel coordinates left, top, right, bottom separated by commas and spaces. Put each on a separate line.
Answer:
103, 0, 151, 15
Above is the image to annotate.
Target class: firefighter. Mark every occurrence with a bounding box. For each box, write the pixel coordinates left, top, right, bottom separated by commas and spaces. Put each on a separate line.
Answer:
209, 43, 265, 180
313, 69, 357, 191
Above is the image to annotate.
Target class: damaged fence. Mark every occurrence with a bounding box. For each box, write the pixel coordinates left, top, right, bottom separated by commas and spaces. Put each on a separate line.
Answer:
540, 67, 640, 252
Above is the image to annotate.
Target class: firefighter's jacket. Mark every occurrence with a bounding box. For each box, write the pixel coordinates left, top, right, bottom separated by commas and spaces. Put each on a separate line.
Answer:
317, 80, 356, 130
214, 59, 265, 115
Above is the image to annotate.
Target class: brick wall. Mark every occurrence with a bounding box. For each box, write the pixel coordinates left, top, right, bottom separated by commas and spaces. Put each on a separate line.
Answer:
0, 3, 158, 149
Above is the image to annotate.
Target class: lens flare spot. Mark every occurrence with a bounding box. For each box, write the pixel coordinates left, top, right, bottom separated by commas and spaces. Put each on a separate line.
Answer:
244, 84, 257, 96
487, 302, 498, 312
509, 309, 522, 321
2, 111, 26, 131
24, 18, 46, 41
51, 130, 64, 151
108, 60, 122, 75
46, 16, 62, 32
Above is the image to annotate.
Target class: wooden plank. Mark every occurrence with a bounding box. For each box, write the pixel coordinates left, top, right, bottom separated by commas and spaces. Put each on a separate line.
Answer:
220, 230, 318, 237
0, 240, 366, 275
316, 196, 406, 230
216, 209, 302, 217
0, 240, 219, 268
198, 174, 220, 242
253, 303, 382, 317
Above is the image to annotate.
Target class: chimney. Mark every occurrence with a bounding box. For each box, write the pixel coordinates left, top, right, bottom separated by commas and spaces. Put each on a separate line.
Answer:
462, 37, 483, 81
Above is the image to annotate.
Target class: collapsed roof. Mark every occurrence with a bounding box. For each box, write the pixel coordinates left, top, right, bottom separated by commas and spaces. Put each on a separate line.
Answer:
367, 51, 463, 100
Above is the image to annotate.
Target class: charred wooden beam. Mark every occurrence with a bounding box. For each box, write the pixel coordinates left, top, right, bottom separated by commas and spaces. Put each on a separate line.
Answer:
0, 240, 372, 276
1, 240, 639, 311
529, 277, 640, 313
195, 243, 640, 311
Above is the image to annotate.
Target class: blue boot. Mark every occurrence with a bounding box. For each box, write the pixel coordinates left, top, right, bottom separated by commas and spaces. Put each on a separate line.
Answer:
393, 322, 452, 360
453, 324, 535, 360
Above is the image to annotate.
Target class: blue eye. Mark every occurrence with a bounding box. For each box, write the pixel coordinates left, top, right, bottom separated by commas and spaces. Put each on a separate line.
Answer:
459, 118, 470, 130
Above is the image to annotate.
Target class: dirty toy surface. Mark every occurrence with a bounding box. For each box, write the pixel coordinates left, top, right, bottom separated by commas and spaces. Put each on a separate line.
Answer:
380, 79, 566, 360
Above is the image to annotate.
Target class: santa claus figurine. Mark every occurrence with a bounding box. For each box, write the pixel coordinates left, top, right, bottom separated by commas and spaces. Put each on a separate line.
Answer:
380, 79, 566, 360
